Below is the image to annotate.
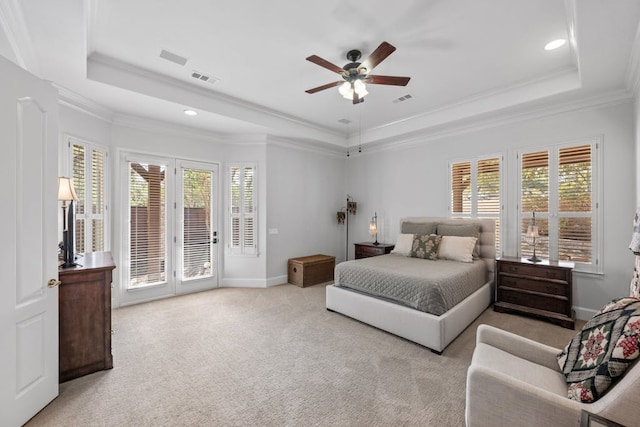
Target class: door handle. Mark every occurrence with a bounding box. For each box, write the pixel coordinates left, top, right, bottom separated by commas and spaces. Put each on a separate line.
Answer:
48, 279, 61, 288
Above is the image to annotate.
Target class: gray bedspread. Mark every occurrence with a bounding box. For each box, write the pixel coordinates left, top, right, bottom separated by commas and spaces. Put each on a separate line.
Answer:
334, 254, 488, 316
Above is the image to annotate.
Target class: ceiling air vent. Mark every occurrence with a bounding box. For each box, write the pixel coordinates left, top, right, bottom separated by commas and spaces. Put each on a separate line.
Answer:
338, 118, 351, 124
191, 70, 219, 85
393, 94, 413, 104
159, 49, 188, 66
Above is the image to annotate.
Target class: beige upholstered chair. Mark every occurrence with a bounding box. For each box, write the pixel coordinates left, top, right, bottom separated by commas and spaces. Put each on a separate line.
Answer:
465, 324, 640, 427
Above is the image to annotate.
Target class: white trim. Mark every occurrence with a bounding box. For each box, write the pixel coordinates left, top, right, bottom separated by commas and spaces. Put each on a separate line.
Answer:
0, 0, 39, 73
352, 90, 632, 153
54, 83, 114, 123
221, 278, 268, 288
266, 275, 288, 287
87, 53, 345, 145
266, 135, 345, 158
573, 305, 597, 322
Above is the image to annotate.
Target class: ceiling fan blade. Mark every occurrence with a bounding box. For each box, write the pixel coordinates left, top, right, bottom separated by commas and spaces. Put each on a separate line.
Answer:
366, 75, 411, 86
306, 55, 345, 74
306, 81, 341, 94
360, 41, 396, 73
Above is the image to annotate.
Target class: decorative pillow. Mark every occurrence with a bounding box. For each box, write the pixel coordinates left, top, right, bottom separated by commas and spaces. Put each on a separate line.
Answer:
557, 297, 640, 403
410, 234, 442, 260
438, 236, 477, 263
401, 221, 438, 235
391, 234, 414, 256
437, 223, 481, 258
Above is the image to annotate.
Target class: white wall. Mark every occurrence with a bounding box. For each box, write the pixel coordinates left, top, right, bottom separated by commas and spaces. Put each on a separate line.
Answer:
346, 101, 637, 318
265, 140, 345, 282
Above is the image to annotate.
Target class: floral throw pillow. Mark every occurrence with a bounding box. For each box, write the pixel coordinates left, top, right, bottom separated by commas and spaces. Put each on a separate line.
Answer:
410, 234, 442, 260
557, 297, 640, 403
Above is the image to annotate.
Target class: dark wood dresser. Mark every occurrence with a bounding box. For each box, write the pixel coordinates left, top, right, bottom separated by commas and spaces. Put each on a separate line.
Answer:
58, 252, 116, 382
494, 256, 575, 329
354, 242, 395, 259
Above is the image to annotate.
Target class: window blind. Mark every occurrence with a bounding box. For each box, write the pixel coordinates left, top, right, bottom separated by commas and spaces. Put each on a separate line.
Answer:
450, 162, 471, 214
129, 162, 166, 287
72, 144, 86, 252
182, 167, 213, 280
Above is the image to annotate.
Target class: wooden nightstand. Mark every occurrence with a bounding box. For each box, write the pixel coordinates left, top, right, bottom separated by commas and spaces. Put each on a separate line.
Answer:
494, 256, 575, 329
354, 242, 395, 259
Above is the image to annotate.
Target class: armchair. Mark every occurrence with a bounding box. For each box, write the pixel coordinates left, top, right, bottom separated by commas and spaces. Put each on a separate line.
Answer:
465, 324, 640, 427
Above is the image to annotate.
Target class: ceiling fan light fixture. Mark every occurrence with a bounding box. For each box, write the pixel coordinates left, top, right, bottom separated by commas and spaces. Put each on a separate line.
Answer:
339, 81, 353, 98
353, 79, 368, 97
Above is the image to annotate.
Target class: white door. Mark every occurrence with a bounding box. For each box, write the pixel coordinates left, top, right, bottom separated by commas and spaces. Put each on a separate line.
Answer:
0, 57, 59, 425
176, 160, 219, 295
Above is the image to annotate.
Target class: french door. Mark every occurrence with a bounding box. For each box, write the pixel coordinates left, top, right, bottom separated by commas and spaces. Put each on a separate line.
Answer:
120, 154, 218, 305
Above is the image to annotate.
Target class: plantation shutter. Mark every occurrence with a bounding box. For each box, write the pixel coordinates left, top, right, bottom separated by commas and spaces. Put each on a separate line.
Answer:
519, 142, 597, 270
558, 145, 592, 262
477, 157, 501, 254
229, 164, 257, 255
182, 167, 213, 279
71, 139, 107, 253
450, 157, 502, 254
520, 150, 550, 259
450, 162, 471, 214
91, 149, 105, 251
72, 144, 86, 252
129, 162, 167, 287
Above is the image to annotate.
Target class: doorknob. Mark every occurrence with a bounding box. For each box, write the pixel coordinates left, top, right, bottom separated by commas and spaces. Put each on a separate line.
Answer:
48, 278, 61, 288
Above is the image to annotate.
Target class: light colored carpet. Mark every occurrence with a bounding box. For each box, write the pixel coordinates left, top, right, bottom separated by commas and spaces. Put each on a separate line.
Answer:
27, 283, 581, 427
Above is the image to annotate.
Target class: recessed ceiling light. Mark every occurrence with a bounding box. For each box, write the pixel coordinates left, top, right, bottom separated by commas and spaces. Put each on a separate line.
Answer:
544, 39, 566, 51
183, 109, 198, 116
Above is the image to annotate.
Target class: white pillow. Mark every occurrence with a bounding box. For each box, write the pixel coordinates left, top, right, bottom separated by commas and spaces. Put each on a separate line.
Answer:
438, 236, 477, 263
391, 233, 414, 256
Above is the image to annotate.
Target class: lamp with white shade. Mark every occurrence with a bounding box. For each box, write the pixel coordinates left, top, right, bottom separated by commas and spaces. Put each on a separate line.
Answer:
58, 177, 78, 268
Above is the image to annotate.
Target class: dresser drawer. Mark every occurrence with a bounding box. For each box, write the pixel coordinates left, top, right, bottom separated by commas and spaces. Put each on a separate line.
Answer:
498, 274, 568, 296
357, 245, 384, 257
498, 262, 569, 282
500, 288, 569, 315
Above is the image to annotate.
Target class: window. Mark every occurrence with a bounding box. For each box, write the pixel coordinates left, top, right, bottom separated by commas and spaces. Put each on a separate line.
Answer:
228, 164, 257, 255
450, 155, 503, 253
70, 137, 108, 252
181, 163, 216, 280
128, 161, 167, 288
518, 140, 600, 272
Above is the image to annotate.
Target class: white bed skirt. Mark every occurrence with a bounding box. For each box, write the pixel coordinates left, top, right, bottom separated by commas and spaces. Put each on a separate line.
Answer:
326, 281, 493, 353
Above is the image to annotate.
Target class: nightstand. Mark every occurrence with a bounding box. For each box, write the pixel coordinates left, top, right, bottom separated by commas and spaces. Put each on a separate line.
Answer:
354, 242, 395, 259
494, 256, 575, 329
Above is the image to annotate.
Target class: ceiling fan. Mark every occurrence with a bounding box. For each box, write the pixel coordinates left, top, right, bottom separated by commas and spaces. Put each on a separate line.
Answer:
305, 41, 410, 104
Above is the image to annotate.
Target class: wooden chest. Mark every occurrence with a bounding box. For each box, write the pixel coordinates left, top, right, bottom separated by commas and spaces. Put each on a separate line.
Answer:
494, 256, 575, 329
288, 254, 335, 287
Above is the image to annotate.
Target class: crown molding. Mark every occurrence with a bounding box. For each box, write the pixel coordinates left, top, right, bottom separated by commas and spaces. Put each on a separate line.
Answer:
352, 67, 581, 145
266, 135, 345, 159
112, 113, 230, 144
87, 53, 346, 145
358, 88, 633, 155
0, 0, 39, 73
53, 82, 114, 123
625, 18, 640, 96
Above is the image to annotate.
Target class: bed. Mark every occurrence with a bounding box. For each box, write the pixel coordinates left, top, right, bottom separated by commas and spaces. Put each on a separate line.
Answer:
326, 217, 496, 353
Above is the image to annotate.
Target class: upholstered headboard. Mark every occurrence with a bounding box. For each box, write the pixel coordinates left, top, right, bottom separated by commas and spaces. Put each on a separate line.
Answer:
400, 217, 496, 274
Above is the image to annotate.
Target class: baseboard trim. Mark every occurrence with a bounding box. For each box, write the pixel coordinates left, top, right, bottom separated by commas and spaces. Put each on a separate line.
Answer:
573, 306, 597, 322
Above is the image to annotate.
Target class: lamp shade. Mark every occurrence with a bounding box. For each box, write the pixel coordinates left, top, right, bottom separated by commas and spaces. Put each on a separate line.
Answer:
57, 177, 78, 201
369, 220, 377, 236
